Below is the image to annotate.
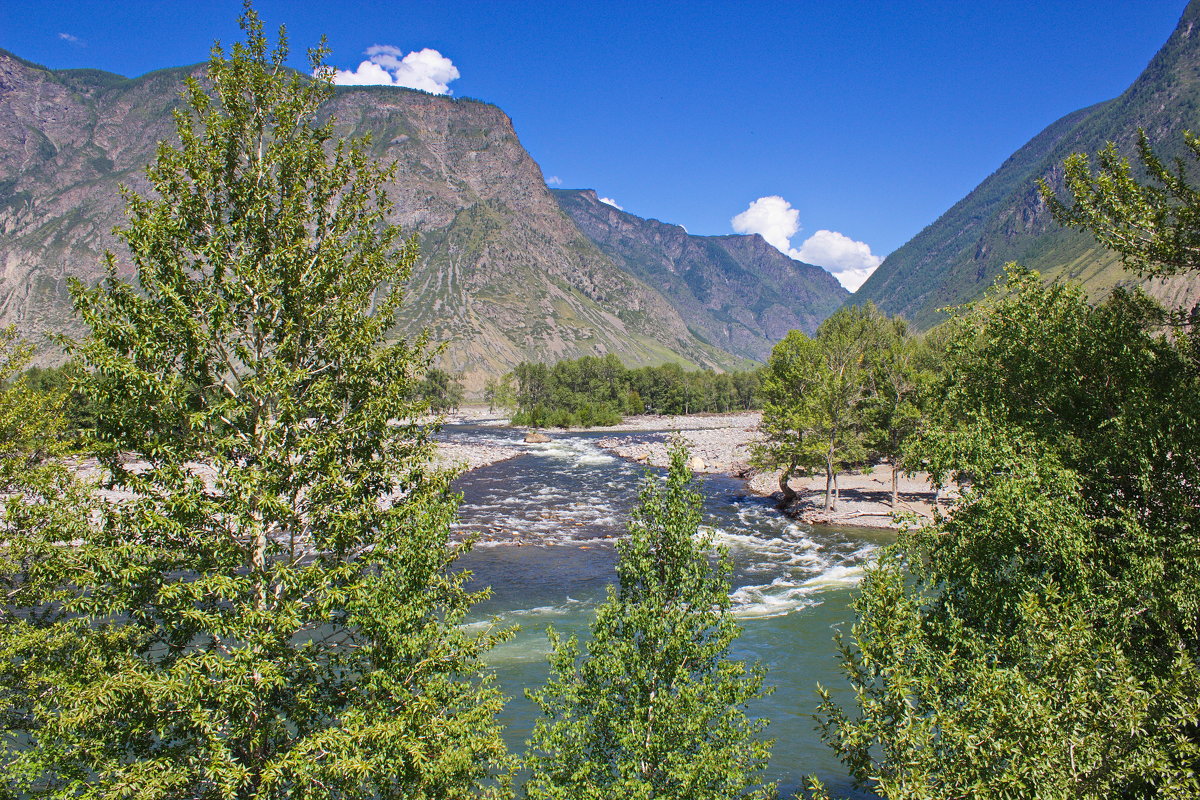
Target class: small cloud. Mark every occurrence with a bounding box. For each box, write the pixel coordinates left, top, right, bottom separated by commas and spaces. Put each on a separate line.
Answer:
731, 195, 882, 291
547, 175, 563, 186
332, 45, 460, 95
796, 230, 883, 291
731, 196, 800, 256
599, 197, 624, 210
58, 32, 84, 46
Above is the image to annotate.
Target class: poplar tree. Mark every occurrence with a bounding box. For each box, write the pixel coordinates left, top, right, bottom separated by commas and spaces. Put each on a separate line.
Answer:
524, 443, 773, 800
1, 6, 511, 798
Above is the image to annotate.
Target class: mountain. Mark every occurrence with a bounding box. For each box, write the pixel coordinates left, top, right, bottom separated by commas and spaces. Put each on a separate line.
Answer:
553, 189, 848, 362
853, 0, 1200, 327
0, 50, 745, 390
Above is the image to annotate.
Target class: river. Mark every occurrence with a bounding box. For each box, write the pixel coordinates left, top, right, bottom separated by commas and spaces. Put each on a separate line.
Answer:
446, 421, 888, 797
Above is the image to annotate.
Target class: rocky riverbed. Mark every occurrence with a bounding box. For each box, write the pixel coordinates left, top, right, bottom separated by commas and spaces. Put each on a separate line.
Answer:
437, 408, 950, 529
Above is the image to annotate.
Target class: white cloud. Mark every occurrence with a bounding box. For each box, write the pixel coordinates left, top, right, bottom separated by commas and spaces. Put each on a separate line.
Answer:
332, 45, 460, 95
731, 196, 800, 256
731, 196, 882, 291
547, 175, 563, 186
58, 32, 83, 45
599, 197, 623, 210
796, 229, 883, 291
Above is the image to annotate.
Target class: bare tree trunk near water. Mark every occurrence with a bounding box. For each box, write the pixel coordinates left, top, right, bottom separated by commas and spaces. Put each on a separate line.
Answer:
777, 458, 797, 508
824, 457, 835, 511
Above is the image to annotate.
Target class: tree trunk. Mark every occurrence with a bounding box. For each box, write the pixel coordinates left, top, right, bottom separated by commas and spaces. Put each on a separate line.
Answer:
891, 464, 899, 508
824, 459, 835, 511
777, 459, 797, 509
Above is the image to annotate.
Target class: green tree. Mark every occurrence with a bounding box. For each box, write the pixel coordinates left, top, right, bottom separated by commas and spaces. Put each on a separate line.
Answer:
421, 367, 466, 412
1, 8, 511, 798
866, 317, 934, 508
808, 304, 887, 511
1041, 129, 1200, 279
1041, 129, 1200, 366
525, 443, 773, 800
484, 373, 517, 412
0, 328, 71, 490
752, 330, 823, 507
818, 268, 1200, 798
756, 306, 888, 512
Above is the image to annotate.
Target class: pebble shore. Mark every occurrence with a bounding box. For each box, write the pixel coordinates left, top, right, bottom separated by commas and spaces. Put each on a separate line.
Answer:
437, 408, 949, 529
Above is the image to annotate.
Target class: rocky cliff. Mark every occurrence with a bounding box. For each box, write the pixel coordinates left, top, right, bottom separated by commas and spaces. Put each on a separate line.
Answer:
554, 189, 847, 362
853, 1, 1200, 327
0, 50, 744, 389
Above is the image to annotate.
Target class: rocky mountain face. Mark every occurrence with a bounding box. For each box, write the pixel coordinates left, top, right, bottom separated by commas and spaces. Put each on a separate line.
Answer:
0, 50, 746, 390
554, 189, 848, 362
853, 0, 1200, 327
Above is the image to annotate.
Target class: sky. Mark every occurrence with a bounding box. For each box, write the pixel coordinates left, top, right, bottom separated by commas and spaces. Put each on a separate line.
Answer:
3, 0, 1189, 290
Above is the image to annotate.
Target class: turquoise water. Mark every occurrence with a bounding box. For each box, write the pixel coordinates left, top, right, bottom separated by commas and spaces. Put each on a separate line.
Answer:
448, 423, 888, 797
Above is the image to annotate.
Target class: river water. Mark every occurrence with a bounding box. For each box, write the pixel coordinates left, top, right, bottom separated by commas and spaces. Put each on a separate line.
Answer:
446, 422, 888, 796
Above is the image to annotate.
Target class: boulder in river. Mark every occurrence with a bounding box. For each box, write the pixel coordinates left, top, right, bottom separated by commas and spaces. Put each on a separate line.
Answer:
687, 456, 706, 472
524, 431, 551, 444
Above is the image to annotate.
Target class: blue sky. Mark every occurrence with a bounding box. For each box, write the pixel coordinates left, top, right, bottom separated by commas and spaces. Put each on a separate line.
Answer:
3, 1, 1188, 288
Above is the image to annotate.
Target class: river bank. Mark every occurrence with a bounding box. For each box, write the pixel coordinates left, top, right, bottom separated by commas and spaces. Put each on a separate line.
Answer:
438, 408, 948, 529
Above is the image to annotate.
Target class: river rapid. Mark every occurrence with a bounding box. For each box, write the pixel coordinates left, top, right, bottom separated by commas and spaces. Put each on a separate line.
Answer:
445, 421, 888, 796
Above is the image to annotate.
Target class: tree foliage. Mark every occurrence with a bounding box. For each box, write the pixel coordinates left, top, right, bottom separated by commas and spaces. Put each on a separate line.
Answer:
755, 304, 927, 511
1, 8, 510, 798
420, 367, 465, 413
512, 355, 759, 429
818, 268, 1200, 798
1041, 129, 1200, 279
524, 443, 773, 800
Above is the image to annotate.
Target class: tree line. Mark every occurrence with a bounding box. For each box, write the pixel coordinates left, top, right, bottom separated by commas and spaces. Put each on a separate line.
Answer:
510, 354, 761, 428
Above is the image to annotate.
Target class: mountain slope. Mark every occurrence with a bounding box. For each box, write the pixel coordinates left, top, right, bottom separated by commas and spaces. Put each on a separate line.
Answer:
854, 1, 1200, 327
0, 51, 741, 388
554, 189, 848, 362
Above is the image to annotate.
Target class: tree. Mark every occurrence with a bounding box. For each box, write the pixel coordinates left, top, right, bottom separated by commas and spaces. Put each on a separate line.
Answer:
1041, 129, 1200, 279
0, 328, 71, 491
524, 443, 773, 800
756, 306, 888, 512
1041, 129, 1200, 366
1, 8, 511, 798
865, 317, 935, 508
818, 268, 1200, 798
808, 305, 888, 511
752, 330, 823, 507
484, 373, 516, 413
421, 367, 465, 413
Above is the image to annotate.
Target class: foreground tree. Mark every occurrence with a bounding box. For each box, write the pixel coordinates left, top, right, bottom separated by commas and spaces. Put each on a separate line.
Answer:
525, 443, 773, 800
817, 268, 1200, 798
1041, 129, 1200, 279
1, 8, 510, 798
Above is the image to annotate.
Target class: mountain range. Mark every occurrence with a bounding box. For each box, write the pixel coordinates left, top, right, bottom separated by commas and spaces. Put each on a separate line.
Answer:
0, 49, 849, 389
854, 0, 1200, 326
553, 189, 846, 362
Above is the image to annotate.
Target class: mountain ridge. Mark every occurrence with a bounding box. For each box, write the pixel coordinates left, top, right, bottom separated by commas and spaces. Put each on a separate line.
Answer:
554, 188, 848, 362
0, 50, 751, 389
853, 1, 1200, 326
